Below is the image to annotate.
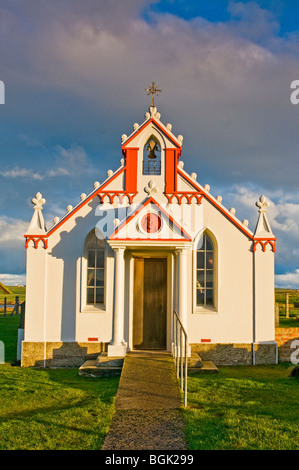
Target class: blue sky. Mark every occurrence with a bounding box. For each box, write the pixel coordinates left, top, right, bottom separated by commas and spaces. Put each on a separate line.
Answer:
0, 0, 299, 287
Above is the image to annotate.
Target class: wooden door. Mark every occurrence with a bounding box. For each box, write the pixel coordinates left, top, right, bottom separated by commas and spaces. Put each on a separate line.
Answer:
133, 258, 167, 350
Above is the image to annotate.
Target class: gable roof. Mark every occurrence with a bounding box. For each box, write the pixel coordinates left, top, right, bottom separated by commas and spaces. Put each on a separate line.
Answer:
110, 196, 192, 241
122, 116, 182, 150
177, 166, 255, 239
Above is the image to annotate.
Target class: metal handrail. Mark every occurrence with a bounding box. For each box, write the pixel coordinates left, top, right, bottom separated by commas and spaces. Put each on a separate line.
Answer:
173, 310, 188, 407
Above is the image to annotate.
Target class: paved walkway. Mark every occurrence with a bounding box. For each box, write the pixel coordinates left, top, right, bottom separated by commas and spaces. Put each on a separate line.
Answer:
102, 351, 187, 450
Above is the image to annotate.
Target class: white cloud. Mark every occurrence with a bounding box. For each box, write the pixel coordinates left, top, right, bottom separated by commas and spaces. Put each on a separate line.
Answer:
0, 145, 91, 180
0, 217, 28, 246
0, 168, 43, 180
0, 273, 26, 286
275, 270, 299, 290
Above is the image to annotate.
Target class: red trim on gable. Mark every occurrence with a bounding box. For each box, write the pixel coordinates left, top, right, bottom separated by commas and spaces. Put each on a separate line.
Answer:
42, 166, 126, 238
122, 118, 182, 150
98, 191, 137, 204
165, 192, 204, 205
24, 236, 48, 250
123, 147, 138, 193
177, 168, 254, 239
110, 196, 192, 240
253, 239, 276, 253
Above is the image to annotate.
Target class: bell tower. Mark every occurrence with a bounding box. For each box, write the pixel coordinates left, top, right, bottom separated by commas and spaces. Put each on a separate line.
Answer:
121, 83, 183, 196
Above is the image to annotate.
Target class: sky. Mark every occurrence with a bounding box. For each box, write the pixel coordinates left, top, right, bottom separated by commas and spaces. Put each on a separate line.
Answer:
0, 0, 299, 287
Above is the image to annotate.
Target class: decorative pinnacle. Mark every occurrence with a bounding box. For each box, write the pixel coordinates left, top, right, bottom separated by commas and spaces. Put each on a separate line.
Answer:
256, 195, 270, 213
32, 192, 46, 210
145, 82, 162, 107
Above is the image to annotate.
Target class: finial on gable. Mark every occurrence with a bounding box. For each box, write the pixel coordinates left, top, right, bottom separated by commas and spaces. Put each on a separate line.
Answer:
254, 195, 274, 237
26, 192, 47, 235
256, 195, 270, 213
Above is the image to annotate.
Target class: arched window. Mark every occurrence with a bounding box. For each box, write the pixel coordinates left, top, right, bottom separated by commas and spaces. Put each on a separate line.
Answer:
86, 233, 105, 305
143, 135, 161, 175
196, 233, 214, 307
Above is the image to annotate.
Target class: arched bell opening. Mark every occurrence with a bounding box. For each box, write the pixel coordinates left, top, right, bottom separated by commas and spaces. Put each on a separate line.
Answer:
143, 135, 161, 175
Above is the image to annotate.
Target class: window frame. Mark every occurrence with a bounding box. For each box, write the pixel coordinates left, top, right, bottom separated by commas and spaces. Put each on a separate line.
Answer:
193, 231, 218, 314
81, 230, 107, 313
142, 134, 162, 175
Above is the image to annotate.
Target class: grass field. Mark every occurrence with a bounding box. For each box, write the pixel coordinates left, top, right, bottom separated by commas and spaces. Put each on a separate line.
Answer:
0, 365, 119, 450
1, 316, 299, 450
0, 315, 119, 450
0, 286, 25, 304
275, 288, 299, 326
184, 364, 299, 450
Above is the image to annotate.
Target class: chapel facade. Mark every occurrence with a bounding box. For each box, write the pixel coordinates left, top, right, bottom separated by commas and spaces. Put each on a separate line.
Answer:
21, 97, 277, 367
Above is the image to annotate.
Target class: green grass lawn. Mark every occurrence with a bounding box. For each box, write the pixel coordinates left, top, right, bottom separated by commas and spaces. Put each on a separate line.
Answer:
1, 315, 299, 450
0, 316, 120, 450
184, 365, 299, 450
0, 365, 119, 450
0, 315, 20, 363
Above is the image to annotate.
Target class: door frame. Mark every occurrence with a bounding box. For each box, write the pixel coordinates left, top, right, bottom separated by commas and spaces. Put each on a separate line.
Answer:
128, 251, 174, 352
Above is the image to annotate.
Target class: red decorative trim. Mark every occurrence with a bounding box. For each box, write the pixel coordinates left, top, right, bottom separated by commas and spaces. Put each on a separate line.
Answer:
165, 192, 204, 205
123, 147, 139, 193
24, 236, 48, 250
177, 167, 254, 239
98, 191, 137, 204
253, 239, 276, 253
45, 166, 126, 237
110, 196, 192, 240
122, 118, 182, 150
88, 337, 98, 342
201, 339, 211, 343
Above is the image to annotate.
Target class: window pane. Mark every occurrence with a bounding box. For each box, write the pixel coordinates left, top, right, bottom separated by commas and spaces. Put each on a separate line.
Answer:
206, 289, 214, 305
96, 288, 104, 304
197, 251, 205, 268
96, 269, 104, 287
206, 252, 214, 269
197, 290, 205, 306
196, 270, 205, 288
96, 250, 104, 268
197, 236, 204, 251
88, 250, 96, 268
87, 288, 94, 304
206, 271, 214, 288
88, 236, 98, 249
206, 236, 213, 251
87, 269, 95, 287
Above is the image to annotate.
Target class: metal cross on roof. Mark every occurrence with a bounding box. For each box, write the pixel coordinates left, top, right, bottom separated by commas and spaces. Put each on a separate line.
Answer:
145, 82, 162, 107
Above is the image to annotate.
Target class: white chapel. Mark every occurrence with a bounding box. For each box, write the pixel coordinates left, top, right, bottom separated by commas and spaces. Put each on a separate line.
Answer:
21, 87, 277, 367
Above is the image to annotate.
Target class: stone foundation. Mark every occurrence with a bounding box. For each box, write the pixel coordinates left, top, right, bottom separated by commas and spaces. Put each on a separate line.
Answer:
21, 341, 109, 368
275, 328, 299, 363
190, 342, 277, 366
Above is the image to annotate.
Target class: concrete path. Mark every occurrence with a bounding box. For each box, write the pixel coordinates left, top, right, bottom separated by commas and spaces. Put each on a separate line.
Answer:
102, 351, 187, 450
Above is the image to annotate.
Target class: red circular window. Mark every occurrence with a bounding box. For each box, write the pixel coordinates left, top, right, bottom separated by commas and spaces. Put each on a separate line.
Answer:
140, 213, 162, 233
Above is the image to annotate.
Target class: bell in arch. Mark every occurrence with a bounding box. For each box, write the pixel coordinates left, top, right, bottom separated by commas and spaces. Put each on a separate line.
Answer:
146, 140, 160, 159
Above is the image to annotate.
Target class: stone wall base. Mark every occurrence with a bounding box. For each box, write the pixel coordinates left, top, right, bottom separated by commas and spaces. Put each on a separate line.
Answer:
21, 341, 109, 368
190, 342, 277, 366
275, 328, 299, 363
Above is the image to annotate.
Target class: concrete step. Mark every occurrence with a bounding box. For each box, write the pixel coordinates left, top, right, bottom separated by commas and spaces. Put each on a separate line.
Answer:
96, 352, 125, 367
188, 360, 219, 374
187, 353, 203, 368
79, 356, 123, 378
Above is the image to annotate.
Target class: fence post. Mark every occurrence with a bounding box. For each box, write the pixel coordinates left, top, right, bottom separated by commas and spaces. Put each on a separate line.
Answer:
285, 292, 289, 318
4, 297, 6, 316
275, 302, 279, 327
